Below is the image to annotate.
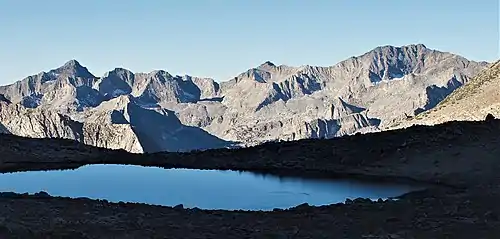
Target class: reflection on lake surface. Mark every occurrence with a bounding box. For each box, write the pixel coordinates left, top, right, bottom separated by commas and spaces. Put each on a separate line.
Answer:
0, 164, 422, 210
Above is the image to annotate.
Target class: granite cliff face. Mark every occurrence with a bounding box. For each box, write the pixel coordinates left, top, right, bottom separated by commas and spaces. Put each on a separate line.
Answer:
391, 60, 500, 129
200, 44, 487, 144
0, 60, 101, 112
0, 98, 83, 140
0, 44, 489, 152
81, 95, 232, 153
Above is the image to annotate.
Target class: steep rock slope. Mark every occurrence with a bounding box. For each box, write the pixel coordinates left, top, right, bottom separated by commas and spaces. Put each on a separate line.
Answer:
0, 63, 231, 153
0, 60, 101, 111
94, 69, 218, 105
0, 101, 83, 140
0, 96, 232, 153
0, 44, 489, 151
194, 44, 487, 144
81, 95, 232, 153
0, 98, 143, 152
391, 60, 500, 128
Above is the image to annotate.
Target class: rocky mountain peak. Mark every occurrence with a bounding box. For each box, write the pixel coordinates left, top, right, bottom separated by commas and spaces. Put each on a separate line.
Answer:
144, 70, 174, 83
0, 44, 489, 153
411, 43, 427, 49
150, 70, 170, 76
105, 68, 134, 76
353, 44, 438, 83
399, 43, 427, 50
63, 59, 82, 67
373, 44, 428, 53
95, 68, 135, 100
258, 61, 277, 69
51, 59, 95, 79
232, 61, 302, 84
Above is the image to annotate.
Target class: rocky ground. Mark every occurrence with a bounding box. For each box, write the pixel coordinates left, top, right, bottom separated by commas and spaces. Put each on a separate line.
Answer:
1, 118, 500, 238
1, 188, 499, 239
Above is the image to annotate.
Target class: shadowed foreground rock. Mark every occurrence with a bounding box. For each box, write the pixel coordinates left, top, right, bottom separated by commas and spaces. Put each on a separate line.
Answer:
1, 119, 500, 238
0, 188, 499, 238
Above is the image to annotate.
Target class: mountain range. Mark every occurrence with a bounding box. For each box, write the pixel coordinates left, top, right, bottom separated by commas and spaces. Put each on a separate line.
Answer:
0, 44, 490, 153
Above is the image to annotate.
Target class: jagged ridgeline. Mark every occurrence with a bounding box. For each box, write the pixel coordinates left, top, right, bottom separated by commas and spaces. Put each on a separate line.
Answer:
0, 44, 489, 152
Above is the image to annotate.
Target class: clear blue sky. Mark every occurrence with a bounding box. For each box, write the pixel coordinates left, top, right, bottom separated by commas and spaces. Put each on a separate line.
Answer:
0, 0, 498, 83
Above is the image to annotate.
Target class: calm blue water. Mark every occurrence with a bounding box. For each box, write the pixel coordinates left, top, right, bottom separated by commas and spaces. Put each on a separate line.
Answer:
0, 164, 421, 210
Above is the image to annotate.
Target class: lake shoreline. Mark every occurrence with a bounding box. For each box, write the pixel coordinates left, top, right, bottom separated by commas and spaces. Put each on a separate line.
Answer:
0, 164, 428, 211
0, 161, 445, 188
1, 119, 500, 237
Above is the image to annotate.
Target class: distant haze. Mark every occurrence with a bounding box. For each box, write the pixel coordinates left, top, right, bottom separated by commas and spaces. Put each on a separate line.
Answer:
0, 0, 498, 84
